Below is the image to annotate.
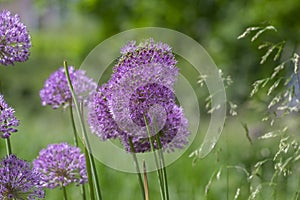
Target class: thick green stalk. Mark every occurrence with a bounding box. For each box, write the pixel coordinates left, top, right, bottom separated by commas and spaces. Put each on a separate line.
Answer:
143, 160, 149, 200
128, 137, 146, 200
64, 61, 102, 200
155, 135, 169, 200
143, 115, 165, 200
69, 106, 86, 200
89, 155, 102, 199
84, 146, 95, 200
69, 105, 79, 147
63, 186, 68, 200
5, 137, 12, 155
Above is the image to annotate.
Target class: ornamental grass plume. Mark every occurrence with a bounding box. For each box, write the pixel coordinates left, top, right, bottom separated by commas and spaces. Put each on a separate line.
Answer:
0, 94, 19, 138
110, 38, 178, 85
0, 155, 45, 200
88, 39, 189, 153
0, 10, 31, 66
40, 66, 97, 109
33, 143, 88, 189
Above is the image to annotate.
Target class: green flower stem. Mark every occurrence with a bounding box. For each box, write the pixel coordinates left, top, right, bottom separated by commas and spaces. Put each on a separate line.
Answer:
5, 137, 12, 155
63, 61, 102, 200
84, 146, 95, 200
69, 105, 79, 147
128, 137, 146, 200
143, 115, 165, 200
89, 155, 102, 199
62, 186, 68, 200
79, 102, 101, 200
143, 160, 149, 200
155, 135, 169, 200
69, 105, 86, 200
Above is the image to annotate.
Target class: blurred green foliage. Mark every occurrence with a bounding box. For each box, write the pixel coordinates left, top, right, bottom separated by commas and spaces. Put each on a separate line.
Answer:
76, 0, 300, 103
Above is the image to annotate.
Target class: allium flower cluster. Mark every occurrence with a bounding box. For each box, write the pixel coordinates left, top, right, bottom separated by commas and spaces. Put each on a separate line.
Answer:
40, 66, 97, 109
0, 94, 19, 138
88, 39, 189, 153
0, 155, 45, 200
33, 143, 88, 189
0, 10, 31, 66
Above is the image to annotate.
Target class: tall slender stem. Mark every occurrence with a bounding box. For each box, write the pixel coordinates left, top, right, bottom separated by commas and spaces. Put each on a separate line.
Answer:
69, 105, 79, 147
84, 146, 95, 200
155, 135, 169, 200
143, 115, 165, 200
128, 137, 146, 200
89, 155, 101, 199
143, 160, 149, 200
69, 105, 86, 200
62, 186, 68, 200
64, 61, 102, 200
5, 137, 12, 155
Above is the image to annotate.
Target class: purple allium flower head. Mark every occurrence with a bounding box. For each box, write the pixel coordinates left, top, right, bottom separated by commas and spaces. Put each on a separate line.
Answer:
112, 40, 189, 152
88, 39, 189, 153
33, 143, 87, 189
0, 155, 45, 200
0, 10, 31, 66
0, 94, 19, 138
87, 39, 190, 153
40, 66, 97, 109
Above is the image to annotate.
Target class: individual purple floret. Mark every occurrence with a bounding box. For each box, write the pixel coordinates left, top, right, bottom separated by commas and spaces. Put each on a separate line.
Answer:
40, 66, 97, 109
0, 94, 19, 138
0, 10, 31, 66
0, 155, 45, 200
33, 143, 88, 189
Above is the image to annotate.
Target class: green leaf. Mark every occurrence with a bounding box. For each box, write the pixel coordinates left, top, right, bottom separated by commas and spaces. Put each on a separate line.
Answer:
241, 122, 252, 144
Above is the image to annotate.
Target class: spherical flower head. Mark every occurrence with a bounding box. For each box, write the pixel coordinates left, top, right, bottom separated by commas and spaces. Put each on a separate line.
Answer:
0, 155, 45, 200
87, 38, 190, 153
40, 66, 97, 109
0, 94, 19, 138
87, 84, 125, 140
33, 143, 88, 189
0, 10, 31, 66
